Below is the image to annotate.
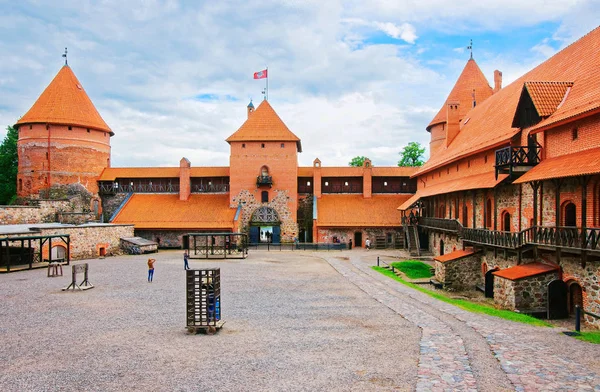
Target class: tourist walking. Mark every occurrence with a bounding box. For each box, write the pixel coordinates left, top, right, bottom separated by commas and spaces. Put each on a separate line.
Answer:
365, 238, 371, 250
184, 251, 190, 270
147, 258, 156, 282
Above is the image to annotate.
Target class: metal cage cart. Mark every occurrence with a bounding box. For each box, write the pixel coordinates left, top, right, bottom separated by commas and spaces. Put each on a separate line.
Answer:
186, 269, 224, 334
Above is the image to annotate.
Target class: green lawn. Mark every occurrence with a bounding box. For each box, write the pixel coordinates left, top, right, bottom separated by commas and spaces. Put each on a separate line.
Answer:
390, 260, 433, 279
575, 331, 600, 344
372, 266, 551, 327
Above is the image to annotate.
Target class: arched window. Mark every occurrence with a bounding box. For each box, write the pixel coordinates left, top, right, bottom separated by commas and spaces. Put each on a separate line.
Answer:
439, 239, 445, 256
562, 201, 577, 227
260, 166, 269, 177
51, 245, 66, 261
502, 211, 511, 232
485, 198, 492, 228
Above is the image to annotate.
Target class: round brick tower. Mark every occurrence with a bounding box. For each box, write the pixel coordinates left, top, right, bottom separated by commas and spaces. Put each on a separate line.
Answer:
14, 65, 113, 197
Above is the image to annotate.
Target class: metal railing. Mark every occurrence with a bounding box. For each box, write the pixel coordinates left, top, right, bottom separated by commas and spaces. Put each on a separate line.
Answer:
247, 242, 346, 251
256, 176, 273, 186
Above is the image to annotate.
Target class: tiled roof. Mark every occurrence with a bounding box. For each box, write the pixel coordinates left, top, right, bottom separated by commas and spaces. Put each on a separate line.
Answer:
493, 262, 559, 281
525, 81, 574, 117
399, 172, 507, 210
298, 167, 314, 177
111, 194, 235, 229
514, 147, 600, 184
434, 248, 478, 263
427, 59, 493, 129
16, 66, 112, 134
317, 194, 411, 227
226, 100, 302, 152
372, 167, 418, 177
98, 167, 229, 181
417, 26, 600, 177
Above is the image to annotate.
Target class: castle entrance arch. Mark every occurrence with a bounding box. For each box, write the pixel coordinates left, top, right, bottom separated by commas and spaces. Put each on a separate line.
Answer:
249, 206, 281, 244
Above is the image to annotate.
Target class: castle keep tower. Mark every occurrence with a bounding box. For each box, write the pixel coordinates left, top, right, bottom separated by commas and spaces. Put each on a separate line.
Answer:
227, 100, 301, 242
15, 65, 113, 197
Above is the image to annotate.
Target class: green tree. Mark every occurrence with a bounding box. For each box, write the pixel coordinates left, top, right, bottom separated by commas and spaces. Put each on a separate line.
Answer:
348, 156, 370, 167
398, 142, 425, 167
0, 125, 18, 204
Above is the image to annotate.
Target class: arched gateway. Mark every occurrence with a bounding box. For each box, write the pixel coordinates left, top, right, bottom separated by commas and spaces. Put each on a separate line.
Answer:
249, 206, 281, 244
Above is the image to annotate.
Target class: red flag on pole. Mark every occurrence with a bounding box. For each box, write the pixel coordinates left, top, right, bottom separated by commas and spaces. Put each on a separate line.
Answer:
253, 69, 268, 79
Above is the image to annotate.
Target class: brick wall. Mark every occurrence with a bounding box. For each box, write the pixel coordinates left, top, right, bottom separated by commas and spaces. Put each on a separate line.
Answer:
17, 123, 110, 197
543, 113, 600, 159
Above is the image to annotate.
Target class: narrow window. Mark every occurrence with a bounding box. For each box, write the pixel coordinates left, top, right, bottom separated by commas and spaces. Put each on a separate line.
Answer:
468, 160, 471, 168
280, 143, 284, 148
18, 179, 22, 191
572, 128, 578, 140
68, 126, 72, 130
261, 191, 268, 203
87, 128, 90, 133
242, 143, 245, 148
29, 125, 32, 129
261, 143, 265, 148
484, 155, 488, 164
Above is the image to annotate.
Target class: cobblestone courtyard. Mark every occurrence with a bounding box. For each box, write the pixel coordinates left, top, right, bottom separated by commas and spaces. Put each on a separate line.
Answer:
1, 249, 599, 391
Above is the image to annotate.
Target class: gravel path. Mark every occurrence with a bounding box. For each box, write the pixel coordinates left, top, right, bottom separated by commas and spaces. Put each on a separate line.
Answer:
0, 250, 421, 391
1, 249, 599, 391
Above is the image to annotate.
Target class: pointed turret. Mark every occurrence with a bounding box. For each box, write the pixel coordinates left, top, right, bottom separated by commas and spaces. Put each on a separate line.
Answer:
427, 58, 494, 154
15, 65, 112, 198
16, 65, 112, 134
227, 100, 302, 152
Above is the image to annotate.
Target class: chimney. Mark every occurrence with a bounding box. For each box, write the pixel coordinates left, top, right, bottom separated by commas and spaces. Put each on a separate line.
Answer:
363, 158, 372, 199
494, 70, 502, 93
247, 100, 255, 118
313, 158, 322, 198
446, 101, 460, 147
179, 157, 191, 201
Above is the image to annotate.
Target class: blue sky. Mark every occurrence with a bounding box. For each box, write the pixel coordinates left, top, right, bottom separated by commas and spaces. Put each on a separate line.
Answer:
0, 0, 598, 168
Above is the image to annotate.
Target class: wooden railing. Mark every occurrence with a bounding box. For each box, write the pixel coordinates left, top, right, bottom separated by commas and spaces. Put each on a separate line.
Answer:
524, 226, 600, 251
495, 145, 541, 168
418, 217, 461, 233
461, 227, 524, 249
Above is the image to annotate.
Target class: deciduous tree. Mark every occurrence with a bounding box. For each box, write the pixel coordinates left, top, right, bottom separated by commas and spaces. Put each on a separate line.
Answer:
398, 142, 425, 167
0, 126, 18, 204
348, 156, 370, 167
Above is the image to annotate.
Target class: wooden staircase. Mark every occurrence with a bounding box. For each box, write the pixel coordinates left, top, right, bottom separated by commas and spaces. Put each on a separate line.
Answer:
405, 225, 421, 257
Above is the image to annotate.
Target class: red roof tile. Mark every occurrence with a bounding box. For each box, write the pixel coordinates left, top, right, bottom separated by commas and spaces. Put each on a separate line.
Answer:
525, 81, 574, 117
514, 147, 600, 184
434, 248, 478, 263
417, 26, 600, 177
226, 100, 302, 151
493, 262, 559, 281
16, 66, 112, 134
317, 194, 411, 227
399, 172, 507, 210
112, 194, 235, 229
427, 59, 493, 129
98, 167, 229, 181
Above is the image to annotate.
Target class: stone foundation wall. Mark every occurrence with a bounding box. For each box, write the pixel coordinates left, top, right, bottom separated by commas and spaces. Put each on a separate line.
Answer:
136, 229, 190, 248
101, 193, 130, 221
233, 189, 297, 242
559, 257, 600, 329
494, 271, 559, 312
0, 200, 71, 225
435, 254, 482, 290
316, 227, 402, 248
120, 240, 158, 255
428, 232, 462, 257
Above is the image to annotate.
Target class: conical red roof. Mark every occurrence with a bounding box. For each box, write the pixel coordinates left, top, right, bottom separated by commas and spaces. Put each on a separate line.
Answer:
427, 59, 493, 130
226, 100, 302, 151
16, 65, 112, 134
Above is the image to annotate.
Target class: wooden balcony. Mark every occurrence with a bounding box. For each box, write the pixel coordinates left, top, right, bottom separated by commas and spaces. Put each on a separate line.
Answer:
495, 145, 541, 179
256, 175, 273, 187
524, 226, 600, 253
461, 227, 524, 249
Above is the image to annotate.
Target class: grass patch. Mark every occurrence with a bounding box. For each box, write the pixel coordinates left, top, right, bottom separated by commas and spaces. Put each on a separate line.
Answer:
390, 260, 433, 279
575, 331, 600, 344
372, 266, 551, 327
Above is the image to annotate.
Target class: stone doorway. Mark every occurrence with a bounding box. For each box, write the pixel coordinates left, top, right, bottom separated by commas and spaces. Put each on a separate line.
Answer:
354, 232, 362, 248
568, 281, 583, 315
547, 279, 568, 319
485, 268, 498, 298
250, 206, 281, 244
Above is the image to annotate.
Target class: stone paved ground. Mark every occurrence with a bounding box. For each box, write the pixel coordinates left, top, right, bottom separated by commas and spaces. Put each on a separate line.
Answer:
0, 249, 599, 391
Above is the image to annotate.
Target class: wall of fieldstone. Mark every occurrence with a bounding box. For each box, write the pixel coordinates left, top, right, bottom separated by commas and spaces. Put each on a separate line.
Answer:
428, 232, 462, 257
316, 227, 402, 248
232, 189, 297, 242
560, 257, 600, 329
0, 200, 71, 225
120, 239, 158, 255
435, 254, 482, 290
101, 193, 130, 222
494, 270, 559, 312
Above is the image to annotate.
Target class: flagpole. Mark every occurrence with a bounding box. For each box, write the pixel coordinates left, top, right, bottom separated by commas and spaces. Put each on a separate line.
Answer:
266, 66, 269, 101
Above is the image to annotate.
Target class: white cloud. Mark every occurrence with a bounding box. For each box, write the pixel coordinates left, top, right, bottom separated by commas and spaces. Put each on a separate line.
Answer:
374, 22, 418, 43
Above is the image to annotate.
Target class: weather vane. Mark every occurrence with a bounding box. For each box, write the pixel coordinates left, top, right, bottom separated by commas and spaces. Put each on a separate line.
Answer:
467, 39, 473, 60
62, 47, 68, 66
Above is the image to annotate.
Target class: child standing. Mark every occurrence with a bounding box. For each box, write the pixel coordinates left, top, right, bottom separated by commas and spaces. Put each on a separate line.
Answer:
148, 258, 156, 282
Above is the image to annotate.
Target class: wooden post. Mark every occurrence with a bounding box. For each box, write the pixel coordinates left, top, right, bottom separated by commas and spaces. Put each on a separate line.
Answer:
553, 179, 562, 227
581, 176, 590, 248
472, 190, 476, 229
493, 187, 498, 231
531, 181, 540, 242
